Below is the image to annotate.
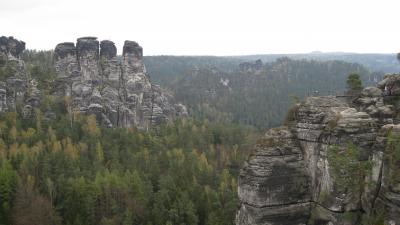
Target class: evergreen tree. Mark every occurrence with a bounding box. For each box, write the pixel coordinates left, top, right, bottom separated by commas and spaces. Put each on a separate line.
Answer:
346, 73, 363, 93
0, 106, 255, 225
0, 160, 17, 225
11, 176, 62, 225
397, 52, 400, 64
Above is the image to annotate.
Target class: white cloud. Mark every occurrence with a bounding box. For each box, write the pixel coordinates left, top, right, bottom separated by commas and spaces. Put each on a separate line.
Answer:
1, 0, 399, 55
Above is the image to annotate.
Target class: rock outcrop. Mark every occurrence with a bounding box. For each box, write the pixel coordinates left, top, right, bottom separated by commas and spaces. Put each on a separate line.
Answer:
0, 36, 186, 129
0, 36, 25, 58
0, 36, 40, 117
54, 37, 186, 129
237, 127, 311, 225
239, 59, 263, 74
237, 76, 400, 225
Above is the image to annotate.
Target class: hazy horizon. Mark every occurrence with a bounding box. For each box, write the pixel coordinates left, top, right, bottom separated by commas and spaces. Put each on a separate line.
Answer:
1, 0, 399, 56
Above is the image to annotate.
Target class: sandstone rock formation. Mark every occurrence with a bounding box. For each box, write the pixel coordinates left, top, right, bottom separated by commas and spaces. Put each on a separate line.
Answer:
239, 59, 263, 74
0, 36, 25, 58
0, 36, 40, 117
0, 36, 186, 129
54, 37, 186, 129
236, 127, 311, 225
237, 76, 400, 225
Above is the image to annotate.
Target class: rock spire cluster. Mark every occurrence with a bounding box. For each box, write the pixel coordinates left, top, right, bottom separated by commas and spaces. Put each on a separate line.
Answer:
0, 36, 186, 129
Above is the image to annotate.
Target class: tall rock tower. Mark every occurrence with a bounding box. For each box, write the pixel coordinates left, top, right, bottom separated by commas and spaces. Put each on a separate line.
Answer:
54, 37, 186, 129
0, 36, 41, 117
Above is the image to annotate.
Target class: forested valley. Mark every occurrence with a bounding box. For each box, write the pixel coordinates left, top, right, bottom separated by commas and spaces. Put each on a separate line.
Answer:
2, 0, 400, 223
147, 57, 383, 128
0, 49, 260, 225
0, 104, 257, 225
0, 49, 389, 225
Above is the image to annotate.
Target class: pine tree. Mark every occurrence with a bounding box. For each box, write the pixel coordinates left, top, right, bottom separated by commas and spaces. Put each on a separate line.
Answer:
0, 160, 17, 224
347, 73, 363, 91
397, 52, 400, 64
11, 176, 62, 225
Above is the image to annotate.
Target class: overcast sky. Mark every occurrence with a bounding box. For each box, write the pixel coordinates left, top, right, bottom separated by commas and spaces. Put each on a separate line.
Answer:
1, 0, 399, 55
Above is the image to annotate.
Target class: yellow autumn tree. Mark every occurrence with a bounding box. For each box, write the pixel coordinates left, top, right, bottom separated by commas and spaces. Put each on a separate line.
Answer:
9, 126, 18, 143
95, 142, 104, 163
62, 138, 79, 160
0, 138, 6, 160
47, 127, 57, 143
30, 141, 44, 157
83, 115, 101, 137
34, 109, 43, 133
20, 128, 36, 144
9, 143, 19, 158
0, 121, 7, 137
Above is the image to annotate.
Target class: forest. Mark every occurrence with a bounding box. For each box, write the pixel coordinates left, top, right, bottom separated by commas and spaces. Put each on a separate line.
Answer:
144, 53, 399, 86
0, 50, 262, 225
0, 108, 258, 225
0, 49, 390, 225
164, 58, 382, 128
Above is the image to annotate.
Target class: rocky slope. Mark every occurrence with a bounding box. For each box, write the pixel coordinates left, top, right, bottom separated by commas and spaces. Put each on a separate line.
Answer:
236, 76, 400, 225
0, 36, 186, 129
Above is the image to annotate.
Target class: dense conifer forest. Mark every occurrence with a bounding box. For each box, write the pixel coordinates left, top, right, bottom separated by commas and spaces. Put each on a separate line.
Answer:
0, 110, 257, 225
154, 57, 382, 128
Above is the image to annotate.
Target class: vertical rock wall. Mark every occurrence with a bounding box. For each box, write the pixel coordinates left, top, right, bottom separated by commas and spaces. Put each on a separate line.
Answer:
0, 36, 40, 118
237, 81, 400, 225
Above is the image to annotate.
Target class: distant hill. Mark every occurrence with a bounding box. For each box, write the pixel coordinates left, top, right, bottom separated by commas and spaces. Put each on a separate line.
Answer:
144, 55, 243, 85
160, 57, 382, 128
144, 53, 399, 86
232, 52, 400, 73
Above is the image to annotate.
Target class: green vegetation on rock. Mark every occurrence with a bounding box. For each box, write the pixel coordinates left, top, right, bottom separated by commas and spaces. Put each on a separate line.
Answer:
328, 143, 371, 195
0, 60, 17, 81
385, 132, 400, 190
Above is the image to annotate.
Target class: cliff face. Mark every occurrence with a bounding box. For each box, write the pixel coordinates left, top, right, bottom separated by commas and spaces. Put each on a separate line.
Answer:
0, 36, 41, 118
0, 36, 186, 129
237, 77, 400, 225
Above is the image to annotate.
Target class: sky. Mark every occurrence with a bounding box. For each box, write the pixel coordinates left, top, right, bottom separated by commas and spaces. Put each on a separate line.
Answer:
0, 0, 399, 56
